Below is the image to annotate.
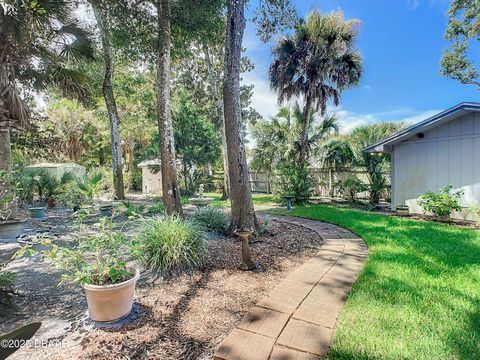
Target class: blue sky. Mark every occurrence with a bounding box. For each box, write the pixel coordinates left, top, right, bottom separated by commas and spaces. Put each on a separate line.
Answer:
242, 0, 479, 132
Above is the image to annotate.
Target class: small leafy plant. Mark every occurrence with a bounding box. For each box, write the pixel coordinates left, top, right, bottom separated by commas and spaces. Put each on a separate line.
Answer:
122, 201, 146, 218
335, 178, 368, 202
55, 182, 88, 210
77, 171, 104, 202
0, 270, 16, 306
418, 185, 464, 218
191, 207, 229, 232
147, 202, 165, 214
254, 215, 270, 237
16, 213, 133, 286
134, 215, 207, 277
0, 170, 22, 221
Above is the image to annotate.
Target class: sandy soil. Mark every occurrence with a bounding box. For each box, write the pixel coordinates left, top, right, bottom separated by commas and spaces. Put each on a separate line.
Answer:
2, 214, 322, 360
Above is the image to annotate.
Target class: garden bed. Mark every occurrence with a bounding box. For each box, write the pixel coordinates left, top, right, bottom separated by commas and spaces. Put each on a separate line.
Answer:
2, 218, 322, 360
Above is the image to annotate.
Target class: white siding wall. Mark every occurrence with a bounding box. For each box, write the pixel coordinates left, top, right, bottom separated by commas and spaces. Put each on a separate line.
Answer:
392, 112, 480, 219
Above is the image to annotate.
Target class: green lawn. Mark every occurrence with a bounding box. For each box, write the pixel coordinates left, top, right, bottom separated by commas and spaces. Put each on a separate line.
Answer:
185, 192, 276, 208
275, 205, 480, 359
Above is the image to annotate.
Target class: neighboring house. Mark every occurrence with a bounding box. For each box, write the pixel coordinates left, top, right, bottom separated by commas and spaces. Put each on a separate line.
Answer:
366, 102, 480, 219
138, 159, 162, 195
25, 162, 86, 179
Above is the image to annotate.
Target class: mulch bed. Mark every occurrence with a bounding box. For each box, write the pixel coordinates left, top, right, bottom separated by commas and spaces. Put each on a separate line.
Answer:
6, 219, 323, 360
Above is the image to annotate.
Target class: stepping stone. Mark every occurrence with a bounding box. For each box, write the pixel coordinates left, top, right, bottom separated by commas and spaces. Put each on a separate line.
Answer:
277, 318, 333, 356
270, 345, 318, 360
214, 328, 275, 360
237, 307, 290, 338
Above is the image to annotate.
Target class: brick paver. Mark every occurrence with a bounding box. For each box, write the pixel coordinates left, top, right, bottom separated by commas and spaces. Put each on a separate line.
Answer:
214, 216, 368, 360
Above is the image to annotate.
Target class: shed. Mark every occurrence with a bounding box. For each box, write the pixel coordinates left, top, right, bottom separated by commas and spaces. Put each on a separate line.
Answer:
25, 162, 86, 179
138, 159, 162, 195
366, 102, 480, 219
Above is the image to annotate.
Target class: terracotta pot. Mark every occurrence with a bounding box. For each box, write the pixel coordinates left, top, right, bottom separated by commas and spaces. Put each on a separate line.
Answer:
82, 267, 140, 322
47, 197, 55, 208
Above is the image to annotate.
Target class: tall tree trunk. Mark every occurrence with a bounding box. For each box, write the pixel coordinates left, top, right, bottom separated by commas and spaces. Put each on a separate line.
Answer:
127, 145, 134, 191
92, 1, 125, 200
156, 0, 182, 215
299, 95, 312, 164
204, 44, 230, 200
223, 0, 257, 231
0, 128, 12, 173
98, 147, 105, 166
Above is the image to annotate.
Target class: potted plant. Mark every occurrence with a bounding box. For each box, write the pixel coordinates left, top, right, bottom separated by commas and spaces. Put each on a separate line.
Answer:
16, 213, 140, 322
396, 204, 410, 216
417, 185, 463, 222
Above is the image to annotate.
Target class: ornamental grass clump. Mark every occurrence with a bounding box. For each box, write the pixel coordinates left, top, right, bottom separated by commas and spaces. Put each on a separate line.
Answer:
134, 216, 207, 277
191, 207, 229, 233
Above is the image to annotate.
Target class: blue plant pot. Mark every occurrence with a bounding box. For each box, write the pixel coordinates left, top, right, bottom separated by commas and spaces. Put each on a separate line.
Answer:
99, 205, 113, 217
29, 207, 46, 219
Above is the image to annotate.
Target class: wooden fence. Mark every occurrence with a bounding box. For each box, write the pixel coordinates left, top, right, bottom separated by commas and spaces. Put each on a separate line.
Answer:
249, 169, 391, 199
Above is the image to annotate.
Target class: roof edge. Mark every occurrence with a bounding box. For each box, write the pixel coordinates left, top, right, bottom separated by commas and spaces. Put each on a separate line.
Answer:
365, 102, 480, 153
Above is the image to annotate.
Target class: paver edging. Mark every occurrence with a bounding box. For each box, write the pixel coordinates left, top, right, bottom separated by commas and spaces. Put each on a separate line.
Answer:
214, 215, 368, 360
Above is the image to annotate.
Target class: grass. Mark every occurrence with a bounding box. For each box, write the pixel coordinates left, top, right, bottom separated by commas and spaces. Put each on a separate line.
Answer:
274, 205, 480, 359
183, 192, 276, 208
134, 215, 207, 277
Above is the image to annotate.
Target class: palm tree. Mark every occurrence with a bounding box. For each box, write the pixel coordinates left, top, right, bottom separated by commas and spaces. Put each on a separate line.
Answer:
321, 139, 356, 171
251, 102, 339, 173
321, 139, 356, 197
269, 10, 363, 164
288, 102, 339, 162
348, 122, 407, 205
250, 111, 290, 176
0, 1, 94, 173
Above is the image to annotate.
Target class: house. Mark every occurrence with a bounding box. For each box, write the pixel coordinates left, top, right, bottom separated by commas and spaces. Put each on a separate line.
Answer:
366, 102, 480, 219
138, 159, 162, 195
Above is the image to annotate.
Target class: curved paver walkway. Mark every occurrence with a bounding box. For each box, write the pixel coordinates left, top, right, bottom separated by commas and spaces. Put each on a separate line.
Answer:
214, 215, 368, 360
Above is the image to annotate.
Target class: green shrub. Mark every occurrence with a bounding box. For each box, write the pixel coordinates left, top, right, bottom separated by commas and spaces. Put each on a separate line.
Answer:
77, 171, 103, 202
418, 185, 464, 217
0, 170, 21, 221
254, 215, 270, 237
55, 182, 88, 210
335, 178, 368, 201
147, 202, 165, 214
134, 215, 207, 277
16, 216, 133, 286
0, 271, 15, 306
16, 169, 75, 203
273, 161, 315, 205
122, 201, 146, 218
191, 207, 229, 232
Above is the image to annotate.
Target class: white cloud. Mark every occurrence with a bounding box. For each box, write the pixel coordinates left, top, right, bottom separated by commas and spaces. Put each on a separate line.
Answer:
336, 108, 441, 134
362, 84, 372, 92
243, 66, 441, 135
242, 71, 279, 119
